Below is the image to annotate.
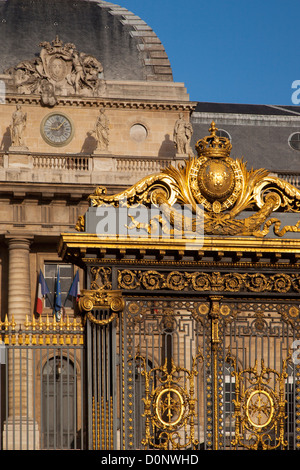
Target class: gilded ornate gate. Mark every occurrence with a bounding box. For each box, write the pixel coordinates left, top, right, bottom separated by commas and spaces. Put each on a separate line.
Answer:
59, 122, 300, 450
75, 267, 300, 450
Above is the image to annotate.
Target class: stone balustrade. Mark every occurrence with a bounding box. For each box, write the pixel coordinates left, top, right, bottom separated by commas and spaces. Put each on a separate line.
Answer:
0, 151, 181, 185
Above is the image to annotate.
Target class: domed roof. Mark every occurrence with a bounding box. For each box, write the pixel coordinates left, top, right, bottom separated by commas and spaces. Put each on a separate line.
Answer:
0, 0, 173, 81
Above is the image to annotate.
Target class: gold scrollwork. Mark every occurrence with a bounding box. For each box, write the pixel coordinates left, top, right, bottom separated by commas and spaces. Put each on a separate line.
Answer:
75, 215, 85, 232
136, 350, 203, 450
155, 387, 185, 427
118, 269, 300, 295
87, 310, 117, 326
226, 352, 289, 450
245, 389, 275, 429
77, 289, 124, 326
90, 266, 112, 290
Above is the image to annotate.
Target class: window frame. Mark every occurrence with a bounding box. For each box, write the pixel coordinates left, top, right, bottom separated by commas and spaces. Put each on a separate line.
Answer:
288, 132, 300, 151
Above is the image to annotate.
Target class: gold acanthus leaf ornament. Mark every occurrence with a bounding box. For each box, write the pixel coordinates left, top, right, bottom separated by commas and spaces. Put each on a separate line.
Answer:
87, 122, 300, 238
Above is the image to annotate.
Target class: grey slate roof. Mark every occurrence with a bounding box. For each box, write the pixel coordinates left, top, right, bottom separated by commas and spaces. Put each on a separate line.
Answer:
0, 0, 173, 81
194, 102, 300, 116
191, 102, 300, 173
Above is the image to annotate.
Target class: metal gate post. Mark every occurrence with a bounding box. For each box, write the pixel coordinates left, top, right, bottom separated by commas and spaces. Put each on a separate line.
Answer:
210, 296, 222, 450
77, 288, 124, 450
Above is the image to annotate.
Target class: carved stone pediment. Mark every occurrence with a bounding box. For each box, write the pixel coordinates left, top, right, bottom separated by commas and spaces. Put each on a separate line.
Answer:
5, 36, 105, 106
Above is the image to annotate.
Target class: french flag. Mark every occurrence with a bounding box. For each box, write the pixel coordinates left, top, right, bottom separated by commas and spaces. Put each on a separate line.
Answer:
36, 270, 50, 315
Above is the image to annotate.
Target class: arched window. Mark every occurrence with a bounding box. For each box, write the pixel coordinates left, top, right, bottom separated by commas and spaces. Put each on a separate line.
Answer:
42, 356, 76, 449
216, 129, 232, 142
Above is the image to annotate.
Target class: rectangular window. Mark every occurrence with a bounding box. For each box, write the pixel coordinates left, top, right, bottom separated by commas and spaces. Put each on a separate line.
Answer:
44, 263, 73, 309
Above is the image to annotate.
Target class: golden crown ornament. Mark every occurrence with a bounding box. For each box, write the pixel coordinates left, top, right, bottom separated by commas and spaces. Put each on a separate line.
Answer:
190, 121, 243, 212
195, 121, 232, 159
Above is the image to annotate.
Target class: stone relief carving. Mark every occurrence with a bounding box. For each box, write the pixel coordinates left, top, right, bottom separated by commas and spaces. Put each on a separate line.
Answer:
10, 105, 28, 149
173, 112, 193, 155
5, 36, 105, 105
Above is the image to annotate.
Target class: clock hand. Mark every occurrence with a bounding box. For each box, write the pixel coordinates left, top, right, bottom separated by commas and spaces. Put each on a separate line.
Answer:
50, 122, 64, 131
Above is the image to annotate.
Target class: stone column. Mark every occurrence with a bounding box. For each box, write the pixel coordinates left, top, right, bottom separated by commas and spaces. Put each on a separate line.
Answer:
7, 237, 32, 324
3, 236, 39, 449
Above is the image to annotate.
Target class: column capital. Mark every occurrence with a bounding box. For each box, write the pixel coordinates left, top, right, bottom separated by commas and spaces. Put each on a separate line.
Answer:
5, 235, 33, 249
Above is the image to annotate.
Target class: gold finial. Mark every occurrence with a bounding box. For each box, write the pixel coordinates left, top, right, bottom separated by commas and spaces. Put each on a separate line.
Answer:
209, 121, 217, 136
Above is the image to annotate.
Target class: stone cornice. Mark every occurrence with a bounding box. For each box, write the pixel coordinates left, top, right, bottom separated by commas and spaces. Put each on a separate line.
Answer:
0, 180, 128, 200
3, 93, 196, 111
192, 111, 300, 126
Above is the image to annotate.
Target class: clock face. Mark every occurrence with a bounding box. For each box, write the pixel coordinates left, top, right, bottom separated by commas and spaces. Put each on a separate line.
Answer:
41, 113, 73, 146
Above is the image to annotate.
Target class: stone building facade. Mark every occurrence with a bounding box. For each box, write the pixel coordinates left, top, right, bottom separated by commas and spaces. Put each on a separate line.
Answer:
0, 0, 193, 324
1, 0, 300, 451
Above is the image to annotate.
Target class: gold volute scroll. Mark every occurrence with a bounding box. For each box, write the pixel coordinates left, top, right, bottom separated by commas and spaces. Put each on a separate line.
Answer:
77, 289, 124, 326
87, 122, 300, 239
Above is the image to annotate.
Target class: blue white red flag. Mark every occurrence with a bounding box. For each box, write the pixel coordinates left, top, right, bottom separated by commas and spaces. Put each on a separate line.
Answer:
36, 270, 50, 315
67, 270, 80, 302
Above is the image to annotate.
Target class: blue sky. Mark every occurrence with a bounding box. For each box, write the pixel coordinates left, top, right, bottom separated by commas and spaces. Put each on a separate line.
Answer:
120, 0, 300, 106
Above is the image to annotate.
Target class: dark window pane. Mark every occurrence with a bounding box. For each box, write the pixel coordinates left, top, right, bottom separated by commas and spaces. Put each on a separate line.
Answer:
44, 263, 74, 309
289, 133, 300, 150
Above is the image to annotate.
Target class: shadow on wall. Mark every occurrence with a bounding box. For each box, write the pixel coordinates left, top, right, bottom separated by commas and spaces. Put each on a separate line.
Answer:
158, 134, 176, 157
0, 127, 11, 152
80, 132, 98, 154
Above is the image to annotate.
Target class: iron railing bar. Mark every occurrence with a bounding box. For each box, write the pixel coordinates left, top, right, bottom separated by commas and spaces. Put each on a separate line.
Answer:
47, 346, 51, 449
73, 350, 77, 449
66, 348, 70, 449
5, 346, 8, 450
104, 311, 107, 449
53, 351, 57, 449
120, 310, 126, 450
97, 315, 101, 450
112, 317, 117, 450
12, 346, 15, 450
32, 346, 36, 450
87, 320, 93, 450
104, 310, 107, 449
19, 345, 22, 450
93, 321, 98, 449
96, 319, 100, 449
59, 348, 63, 450
39, 346, 43, 449
80, 346, 85, 450
25, 346, 29, 449
106, 313, 109, 449
108, 323, 111, 450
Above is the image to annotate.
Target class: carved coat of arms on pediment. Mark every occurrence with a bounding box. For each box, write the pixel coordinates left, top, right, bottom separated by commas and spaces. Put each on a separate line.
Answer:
6, 36, 105, 106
